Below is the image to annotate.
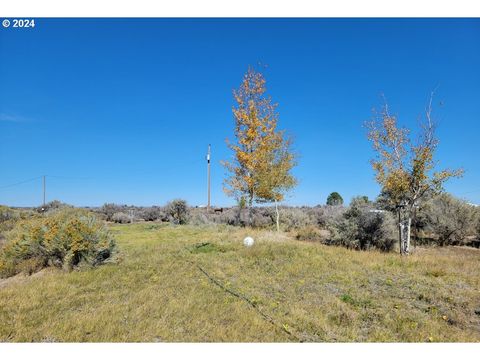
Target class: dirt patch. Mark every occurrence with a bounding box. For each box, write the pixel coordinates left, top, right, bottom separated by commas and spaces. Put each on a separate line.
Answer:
0, 268, 52, 290
257, 231, 291, 243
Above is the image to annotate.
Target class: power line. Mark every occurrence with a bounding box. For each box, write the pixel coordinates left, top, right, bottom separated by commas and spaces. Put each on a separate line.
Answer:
207, 144, 211, 210
46, 175, 91, 180
0, 176, 43, 190
458, 188, 480, 195
43, 175, 46, 209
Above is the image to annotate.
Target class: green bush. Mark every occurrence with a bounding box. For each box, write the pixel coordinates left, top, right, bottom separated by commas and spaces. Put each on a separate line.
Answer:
327, 197, 396, 251
0, 208, 117, 278
326, 192, 344, 206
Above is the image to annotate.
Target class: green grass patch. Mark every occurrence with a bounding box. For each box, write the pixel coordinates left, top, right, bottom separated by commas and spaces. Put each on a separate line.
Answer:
189, 242, 228, 254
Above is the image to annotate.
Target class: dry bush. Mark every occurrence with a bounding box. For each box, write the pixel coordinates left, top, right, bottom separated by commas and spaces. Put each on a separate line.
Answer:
139, 206, 166, 222
165, 199, 189, 225
217, 207, 242, 226
188, 209, 214, 226
35, 200, 72, 214
98, 203, 126, 221
295, 225, 329, 242
252, 207, 274, 228
279, 207, 315, 231
423, 193, 478, 246
112, 212, 132, 224
307, 205, 346, 228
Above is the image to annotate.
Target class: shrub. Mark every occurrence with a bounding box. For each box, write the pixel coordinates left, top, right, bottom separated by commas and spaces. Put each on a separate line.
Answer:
98, 203, 125, 221
477, 216, 480, 240
326, 192, 344, 206
112, 212, 132, 224
0, 208, 117, 278
165, 199, 189, 225
0, 206, 23, 247
139, 206, 166, 222
188, 209, 214, 226
0, 205, 17, 223
327, 216, 360, 249
358, 210, 396, 251
252, 207, 274, 228
423, 193, 477, 246
307, 205, 346, 228
295, 225, 329, 242
36, 200, 72, 213
327, 197, 396, 251
279, 207, 315, 231
217, 207, 243, 226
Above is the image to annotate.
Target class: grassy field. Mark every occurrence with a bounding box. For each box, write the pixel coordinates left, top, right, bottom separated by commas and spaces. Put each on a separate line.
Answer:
0, 223, 479, 342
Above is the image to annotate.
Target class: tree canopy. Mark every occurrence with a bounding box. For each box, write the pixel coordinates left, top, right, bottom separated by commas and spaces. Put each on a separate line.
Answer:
365, 93, 463, 254
223, 67, 297, 225
326, 192, 344, 206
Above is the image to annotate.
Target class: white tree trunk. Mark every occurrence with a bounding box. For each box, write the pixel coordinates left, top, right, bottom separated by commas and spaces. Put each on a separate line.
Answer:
399, 217, 412, 255
248, 195, 253, 227
274, 199, 280, 232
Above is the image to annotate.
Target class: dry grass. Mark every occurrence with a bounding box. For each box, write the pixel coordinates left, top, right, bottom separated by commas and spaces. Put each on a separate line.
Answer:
0, 223, 479, 342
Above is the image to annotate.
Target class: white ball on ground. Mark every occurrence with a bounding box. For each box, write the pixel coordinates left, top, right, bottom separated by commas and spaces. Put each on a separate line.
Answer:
243, 236, 254, 247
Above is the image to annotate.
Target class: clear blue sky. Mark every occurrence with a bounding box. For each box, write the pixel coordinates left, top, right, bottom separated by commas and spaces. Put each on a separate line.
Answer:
1, 18, 479, 207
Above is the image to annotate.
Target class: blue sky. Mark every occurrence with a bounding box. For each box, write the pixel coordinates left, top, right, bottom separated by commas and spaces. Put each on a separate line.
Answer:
0, 18, 479, 207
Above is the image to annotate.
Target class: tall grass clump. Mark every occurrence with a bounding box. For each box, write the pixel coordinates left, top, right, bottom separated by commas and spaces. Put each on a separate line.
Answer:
0, 208, 116, 278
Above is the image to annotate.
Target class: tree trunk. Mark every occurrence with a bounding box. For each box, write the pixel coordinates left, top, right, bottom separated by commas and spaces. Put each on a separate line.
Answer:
398, 207, 412, 255
274, 199, 280, 232
236, 205, 242, 227
248, 196, 253, 227
397, 209, 402, 254
399, 216, 412, 255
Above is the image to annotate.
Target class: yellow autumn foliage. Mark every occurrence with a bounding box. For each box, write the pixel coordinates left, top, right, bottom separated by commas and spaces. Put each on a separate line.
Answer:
223, 66, 297, 210
0, 208, 116, 278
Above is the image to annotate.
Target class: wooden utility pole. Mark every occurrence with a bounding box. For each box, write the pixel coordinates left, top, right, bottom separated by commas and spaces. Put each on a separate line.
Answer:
207, 144, 211, 211
42, 175, 46, 210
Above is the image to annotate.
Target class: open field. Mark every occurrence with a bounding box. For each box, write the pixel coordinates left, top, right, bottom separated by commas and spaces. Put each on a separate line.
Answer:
0, 223, 479, 342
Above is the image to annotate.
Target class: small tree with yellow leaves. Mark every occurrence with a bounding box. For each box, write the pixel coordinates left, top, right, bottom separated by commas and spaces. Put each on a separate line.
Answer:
255, 128, 297, 231
366, 93, 463, 255
223, 67, 297, 228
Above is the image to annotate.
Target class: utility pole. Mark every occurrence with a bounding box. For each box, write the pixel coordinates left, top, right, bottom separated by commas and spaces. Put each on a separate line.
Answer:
42, 175, 46, 211
207, 144, 211, 211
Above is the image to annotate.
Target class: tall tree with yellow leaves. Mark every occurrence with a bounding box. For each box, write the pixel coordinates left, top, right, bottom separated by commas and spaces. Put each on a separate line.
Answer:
223, 67, 297, 228
366, 93, 463, 255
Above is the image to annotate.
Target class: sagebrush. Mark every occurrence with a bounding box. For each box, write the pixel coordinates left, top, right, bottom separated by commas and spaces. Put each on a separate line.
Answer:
0, 208, 117, 278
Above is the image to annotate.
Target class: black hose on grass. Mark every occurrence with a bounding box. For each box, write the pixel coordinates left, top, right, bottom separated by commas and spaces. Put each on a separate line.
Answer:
196, 264, 303, 342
